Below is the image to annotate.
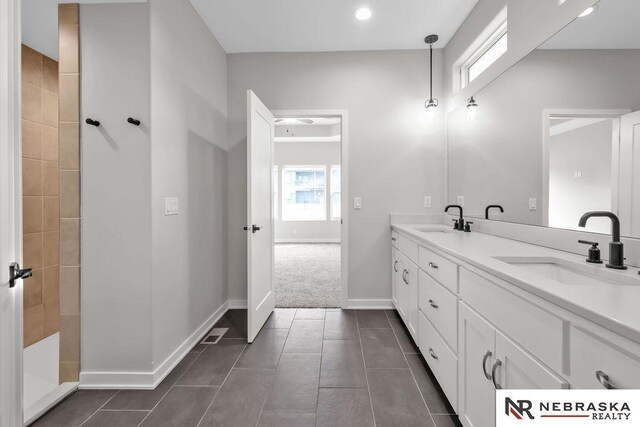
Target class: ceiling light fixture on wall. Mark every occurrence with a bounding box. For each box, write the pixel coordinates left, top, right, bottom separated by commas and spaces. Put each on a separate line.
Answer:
354, 7, 372, 20
424, 34, 439, 121
579, 4, 598, 17
466, 96, 479, 122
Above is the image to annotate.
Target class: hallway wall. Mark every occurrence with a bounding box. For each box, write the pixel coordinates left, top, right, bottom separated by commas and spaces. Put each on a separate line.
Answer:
227, 49, 446, 305
149, 0, 229, 369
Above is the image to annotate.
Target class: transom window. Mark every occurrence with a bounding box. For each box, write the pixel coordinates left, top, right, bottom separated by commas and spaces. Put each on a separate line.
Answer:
462, 23, 507, 88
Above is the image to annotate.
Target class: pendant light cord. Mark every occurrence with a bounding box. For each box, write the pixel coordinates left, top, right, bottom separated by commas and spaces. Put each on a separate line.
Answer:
429, 42, 433, 101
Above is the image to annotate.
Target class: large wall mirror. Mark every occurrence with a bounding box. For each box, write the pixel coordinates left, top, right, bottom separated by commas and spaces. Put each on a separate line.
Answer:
447, 0, 640, 237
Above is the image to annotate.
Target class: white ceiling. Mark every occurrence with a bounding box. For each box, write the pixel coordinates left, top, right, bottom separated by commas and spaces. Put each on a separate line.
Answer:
541, 0, 640, 49
21, 0, 146, 61
189, 0, 479, 53
275, 117, 341, 126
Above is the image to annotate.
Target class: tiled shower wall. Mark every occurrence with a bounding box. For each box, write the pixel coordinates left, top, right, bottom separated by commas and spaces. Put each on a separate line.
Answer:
21, 45, 60, 348
58, 3, 81, 383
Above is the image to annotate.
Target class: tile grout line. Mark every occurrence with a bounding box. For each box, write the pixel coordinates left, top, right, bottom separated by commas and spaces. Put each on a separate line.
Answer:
195, 340, 248, 427
135, 346, 205, 427
357, 311, 378, 427
312, 311, 326, 426
387, 310, 439, 427
77, 390, 119, 427
254, 313, 295, 427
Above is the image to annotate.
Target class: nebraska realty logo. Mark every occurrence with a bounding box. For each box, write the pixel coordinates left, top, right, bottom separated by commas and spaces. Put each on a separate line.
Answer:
496, 390, 640, 426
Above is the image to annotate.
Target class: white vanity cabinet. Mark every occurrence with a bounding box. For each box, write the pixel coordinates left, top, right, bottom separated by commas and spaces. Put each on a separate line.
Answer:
458, 302, 568, 427
391, 247, 399, 308
390, 225, 640, 427
397, 251, 419, 341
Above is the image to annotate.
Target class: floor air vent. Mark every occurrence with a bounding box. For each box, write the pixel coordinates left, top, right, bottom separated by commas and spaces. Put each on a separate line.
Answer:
200, 327, 229, 345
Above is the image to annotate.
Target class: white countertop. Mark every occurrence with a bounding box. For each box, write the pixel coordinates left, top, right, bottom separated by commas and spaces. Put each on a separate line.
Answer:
392, 223, 640, 344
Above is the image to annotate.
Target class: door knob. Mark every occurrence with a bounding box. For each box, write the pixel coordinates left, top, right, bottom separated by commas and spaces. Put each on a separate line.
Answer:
9, 262, 32, 288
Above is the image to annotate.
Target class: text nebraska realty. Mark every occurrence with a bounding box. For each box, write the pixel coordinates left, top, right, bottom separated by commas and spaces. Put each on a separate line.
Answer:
509, 398, 632, 420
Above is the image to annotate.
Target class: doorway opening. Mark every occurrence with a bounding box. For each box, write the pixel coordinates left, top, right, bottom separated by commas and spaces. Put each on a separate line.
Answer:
273, 116, 344, 308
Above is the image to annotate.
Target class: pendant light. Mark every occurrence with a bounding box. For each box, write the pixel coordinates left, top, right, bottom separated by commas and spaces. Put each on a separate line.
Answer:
466, 96, 479, 122
424, 34, 439, 120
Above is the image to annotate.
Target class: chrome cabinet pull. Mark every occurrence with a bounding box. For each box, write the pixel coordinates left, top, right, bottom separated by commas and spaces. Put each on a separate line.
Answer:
428, 348, 438, 360
491, 359, 502, 389
428, 299, 438, 309
393, 261, 398, 272
596, 371, 616, 389
428, 262, 439, 269
482, 350, 493, 380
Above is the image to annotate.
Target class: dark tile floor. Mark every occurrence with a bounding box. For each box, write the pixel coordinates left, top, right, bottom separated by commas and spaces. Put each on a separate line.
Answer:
33, 309, 460, 427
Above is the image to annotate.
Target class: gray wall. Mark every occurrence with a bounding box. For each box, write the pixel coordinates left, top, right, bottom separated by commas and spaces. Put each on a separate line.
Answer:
227, 49, 446, 303
549, 119, 613, 233
150, 0, 229, 366
81, 3, 153, 373
448, 49, 640, 225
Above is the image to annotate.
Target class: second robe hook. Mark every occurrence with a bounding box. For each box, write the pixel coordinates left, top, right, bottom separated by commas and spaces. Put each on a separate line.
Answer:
127, 117, 141, 126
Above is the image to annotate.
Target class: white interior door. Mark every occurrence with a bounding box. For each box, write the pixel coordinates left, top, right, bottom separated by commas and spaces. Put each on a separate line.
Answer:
618, 110, 640, 237
246, 90, 275, 343
1, 0, 24, 423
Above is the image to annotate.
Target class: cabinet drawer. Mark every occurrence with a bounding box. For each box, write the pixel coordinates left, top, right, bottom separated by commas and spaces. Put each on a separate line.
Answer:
419, 312, 458, 411
419, 246, 458, 293
391, 230, 399, 248
459, 268, 565, 373
398, 234, 419, 264
419, 270, 458, 352
570, 327, 640, 389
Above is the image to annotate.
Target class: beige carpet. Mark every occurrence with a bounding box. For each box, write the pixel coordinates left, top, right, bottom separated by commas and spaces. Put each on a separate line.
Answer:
274, 243, 341, 308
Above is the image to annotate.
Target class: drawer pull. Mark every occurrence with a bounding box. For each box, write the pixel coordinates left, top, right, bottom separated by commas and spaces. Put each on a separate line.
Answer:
393, 261, 398, 272
491, 359, 502, 389
482, 350, 493, 380
402, 270, 409, 285
392, 237, 397, 242
428, 299, 439, 309
428, 262, 439, 269
428, 348, 438, 360
596, 371, 616, 390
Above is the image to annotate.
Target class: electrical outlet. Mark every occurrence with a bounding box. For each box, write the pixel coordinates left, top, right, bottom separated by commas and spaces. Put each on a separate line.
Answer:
457, 196, 464, 206
529, 197, 537, 211
354, 197, 362, 210
164, 197, 179, 215
424, 196, 432, 208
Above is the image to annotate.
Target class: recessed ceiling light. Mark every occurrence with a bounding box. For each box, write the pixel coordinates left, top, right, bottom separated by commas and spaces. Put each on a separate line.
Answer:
579, 4, 598, 18
354, 7, 372, 21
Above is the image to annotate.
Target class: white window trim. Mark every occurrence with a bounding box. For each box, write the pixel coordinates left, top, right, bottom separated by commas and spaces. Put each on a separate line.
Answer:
460, 21, 508, 89
329, 164, 341, 221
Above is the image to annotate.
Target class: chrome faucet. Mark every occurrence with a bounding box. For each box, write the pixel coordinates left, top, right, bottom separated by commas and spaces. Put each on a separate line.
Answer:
578, 211, 626, 270
445, 205, 464, 231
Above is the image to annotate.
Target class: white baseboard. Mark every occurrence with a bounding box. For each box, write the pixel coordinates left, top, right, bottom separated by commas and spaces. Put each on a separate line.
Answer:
275, 238, 341, 244
79, 301, 229, 390
228, 299, 247, 309
345, 299, 394, 309
24, 382, 78, 426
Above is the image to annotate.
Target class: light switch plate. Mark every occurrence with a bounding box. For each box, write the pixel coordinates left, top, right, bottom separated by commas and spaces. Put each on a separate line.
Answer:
529, 197, 537, 211
164, 197, 179, 215
424, 196, 432, 208
457, 196, 464, 206
354, 197, 362, 210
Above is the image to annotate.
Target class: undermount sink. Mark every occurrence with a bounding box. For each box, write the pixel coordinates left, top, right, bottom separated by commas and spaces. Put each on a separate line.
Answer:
494, 256, 639, 288
412, 227, 450, 233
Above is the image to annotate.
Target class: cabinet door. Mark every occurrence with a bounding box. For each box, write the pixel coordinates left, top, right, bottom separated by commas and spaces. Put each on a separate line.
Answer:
405, 259, 419, 341
391, 247, 399, 309
494, 332, 568, 390
397, 253, 409, 322
459, 303, 496, 427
